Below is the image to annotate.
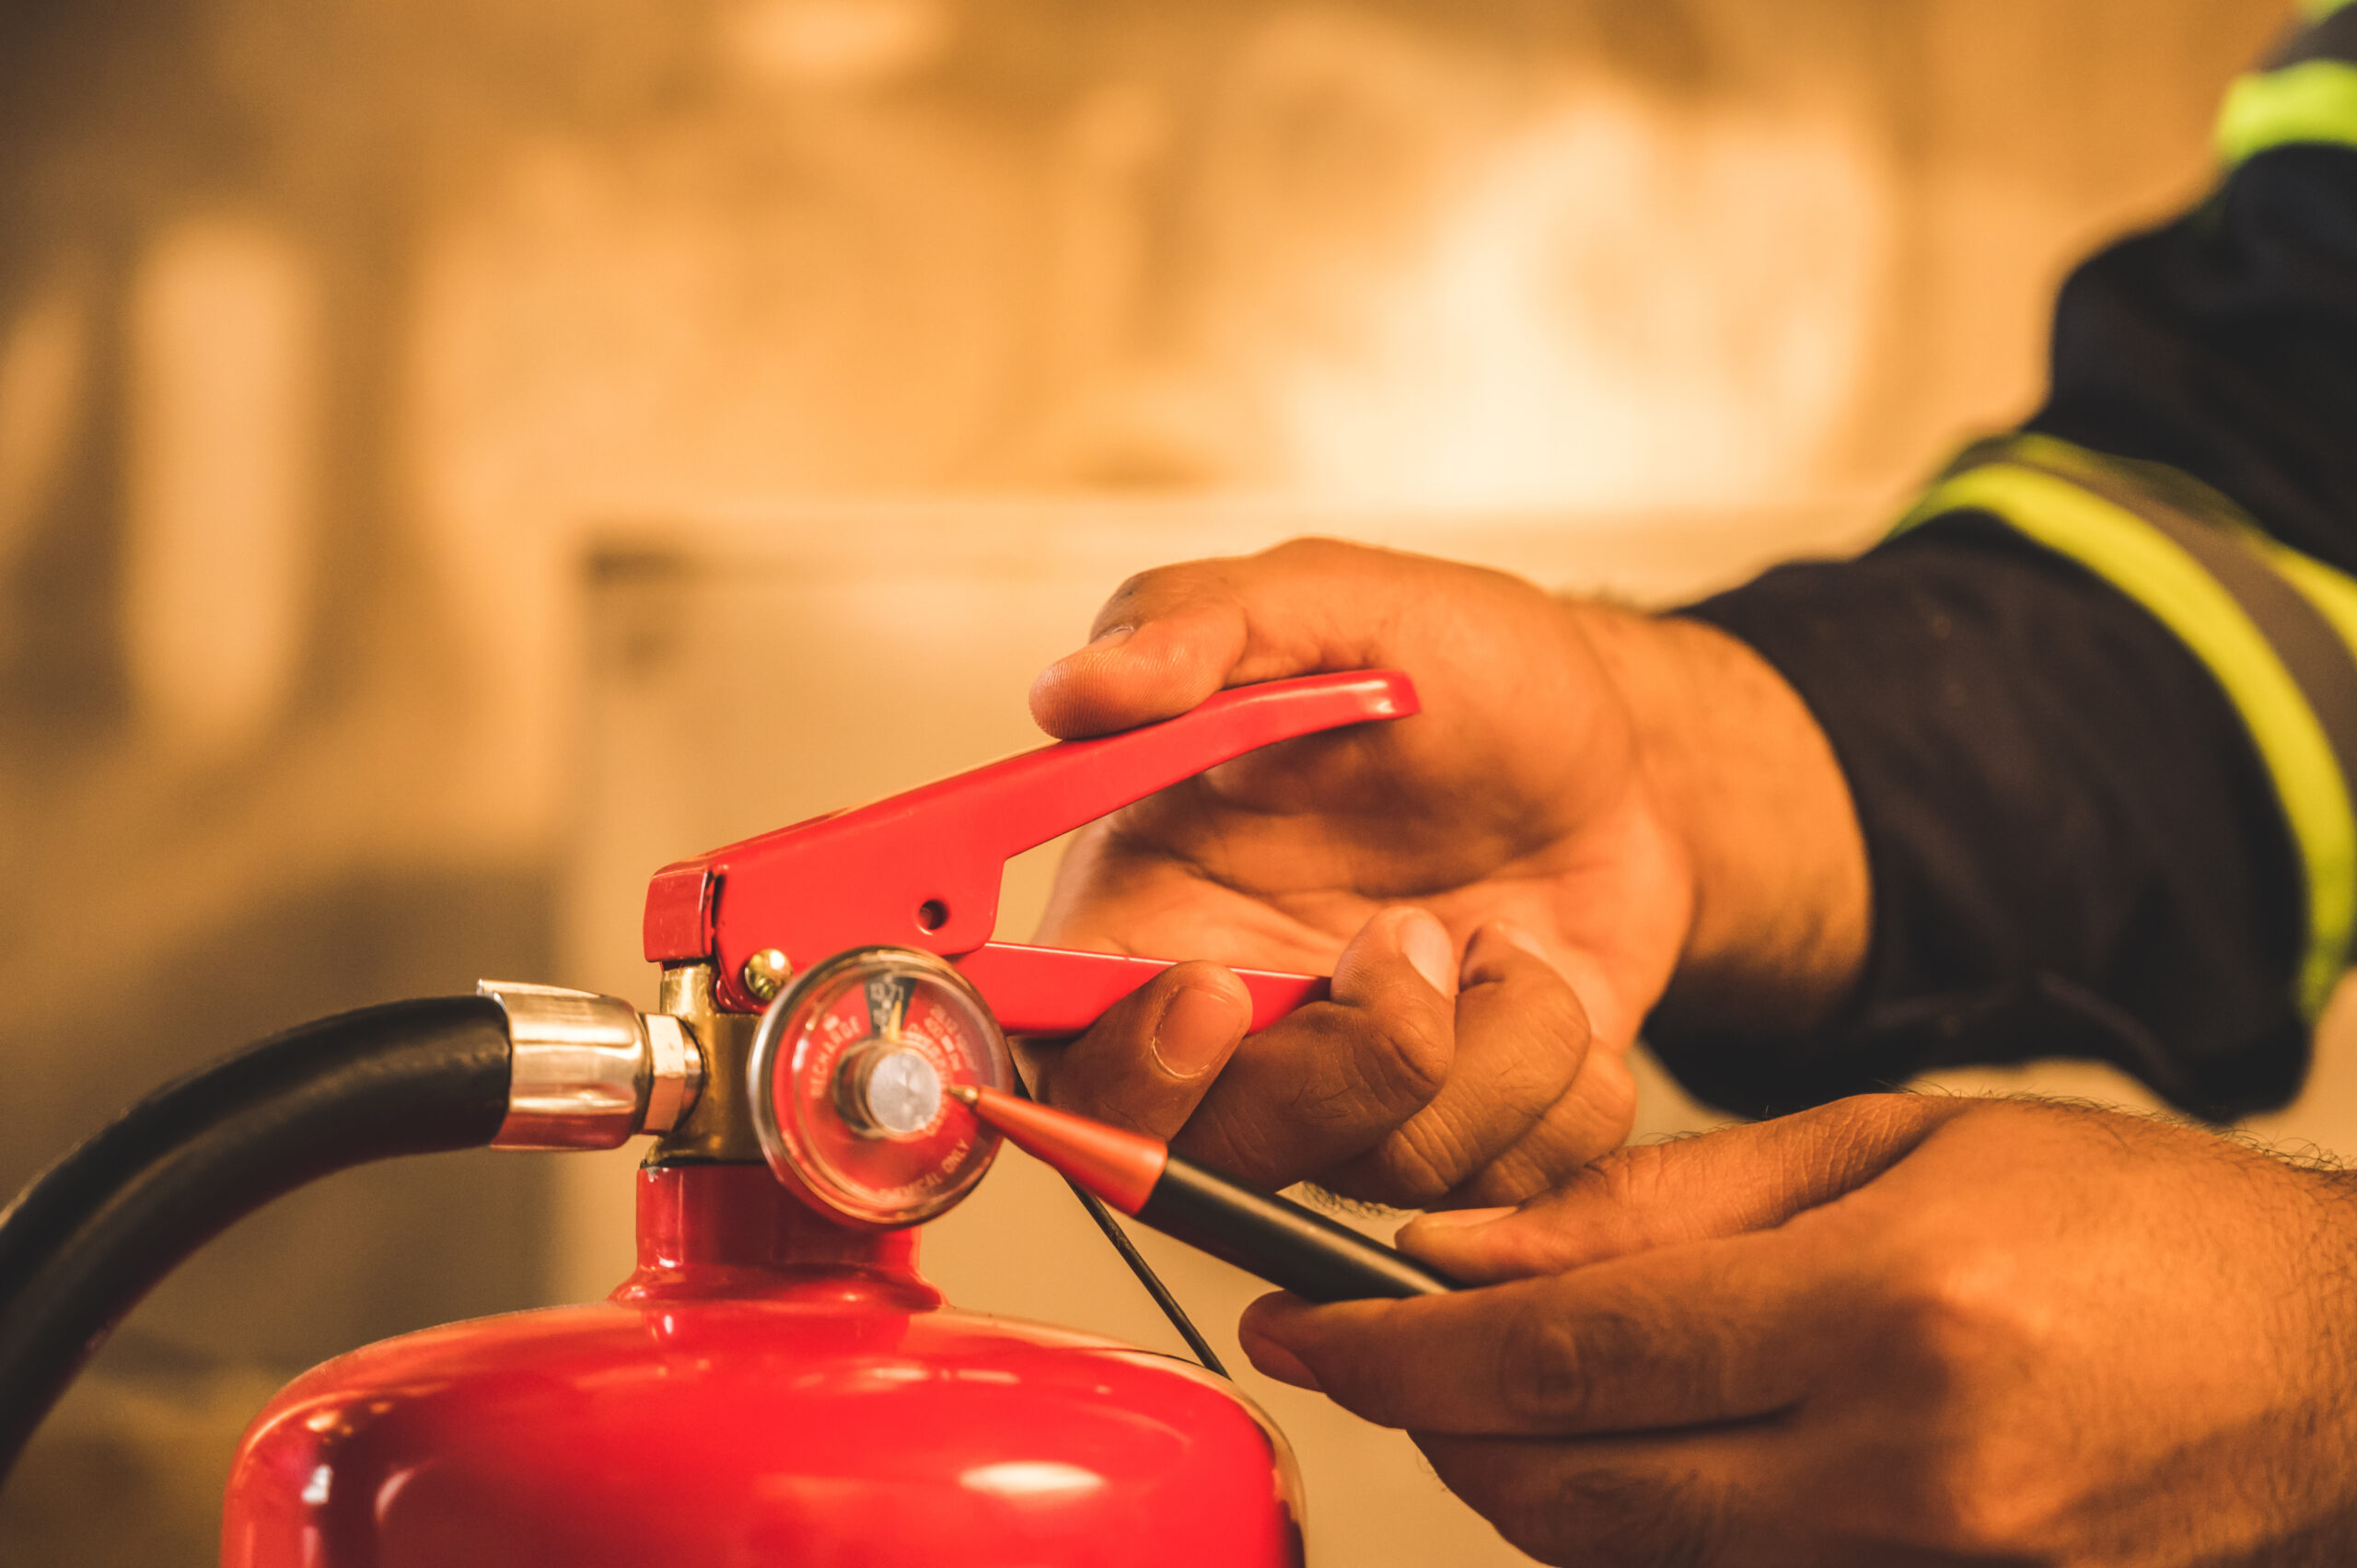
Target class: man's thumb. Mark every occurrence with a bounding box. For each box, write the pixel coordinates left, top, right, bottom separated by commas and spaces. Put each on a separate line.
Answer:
1028, 577, 1250, 739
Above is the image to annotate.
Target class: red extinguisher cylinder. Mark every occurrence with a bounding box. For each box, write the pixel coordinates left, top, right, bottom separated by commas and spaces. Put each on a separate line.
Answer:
222, 1163, 1305, 1567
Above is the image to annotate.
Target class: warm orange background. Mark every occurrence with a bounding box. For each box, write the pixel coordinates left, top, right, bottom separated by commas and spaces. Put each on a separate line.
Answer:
0, 2, 2308, 1562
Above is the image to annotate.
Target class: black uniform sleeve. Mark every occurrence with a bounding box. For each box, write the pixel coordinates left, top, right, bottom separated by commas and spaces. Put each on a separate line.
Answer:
1649, 13, 2357, 1122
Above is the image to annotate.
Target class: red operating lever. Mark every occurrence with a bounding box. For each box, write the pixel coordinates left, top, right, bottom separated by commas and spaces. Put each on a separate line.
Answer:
644, 670, 1420, 1024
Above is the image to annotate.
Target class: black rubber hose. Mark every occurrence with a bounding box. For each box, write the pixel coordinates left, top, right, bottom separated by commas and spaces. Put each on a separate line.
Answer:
0, 996, 511, 1481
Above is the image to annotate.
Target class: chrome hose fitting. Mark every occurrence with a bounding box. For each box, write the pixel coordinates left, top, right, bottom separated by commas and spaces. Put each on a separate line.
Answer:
477, 981, 706, 1149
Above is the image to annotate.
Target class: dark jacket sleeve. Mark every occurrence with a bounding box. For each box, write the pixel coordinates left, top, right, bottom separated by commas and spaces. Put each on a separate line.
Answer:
1649, 18, 2357, 1122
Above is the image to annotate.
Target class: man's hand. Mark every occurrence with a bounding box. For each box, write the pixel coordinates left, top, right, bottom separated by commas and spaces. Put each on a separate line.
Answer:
1239, 1096, 2357, 1567
1020, 538, 1866, 1204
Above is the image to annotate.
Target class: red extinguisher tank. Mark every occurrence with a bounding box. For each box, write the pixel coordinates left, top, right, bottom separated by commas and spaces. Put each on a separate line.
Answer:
222, 1163, 1303, 1567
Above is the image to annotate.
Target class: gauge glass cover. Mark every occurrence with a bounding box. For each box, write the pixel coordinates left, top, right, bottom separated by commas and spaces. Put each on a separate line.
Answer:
749, 947, 1013, 1227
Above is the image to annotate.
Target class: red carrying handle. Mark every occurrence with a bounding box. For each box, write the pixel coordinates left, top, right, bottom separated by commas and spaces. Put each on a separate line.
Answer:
644, 670, 1421, 1020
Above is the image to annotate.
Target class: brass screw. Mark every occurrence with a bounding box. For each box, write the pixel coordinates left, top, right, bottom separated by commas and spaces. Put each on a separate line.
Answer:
741, 948, 792, 1003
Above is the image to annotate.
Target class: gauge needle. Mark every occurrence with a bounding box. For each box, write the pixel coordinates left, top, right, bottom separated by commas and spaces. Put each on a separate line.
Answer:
865, 974, 911, 1040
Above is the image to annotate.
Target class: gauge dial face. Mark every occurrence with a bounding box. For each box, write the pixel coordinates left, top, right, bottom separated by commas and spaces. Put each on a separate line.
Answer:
749, 947, 1013, 1228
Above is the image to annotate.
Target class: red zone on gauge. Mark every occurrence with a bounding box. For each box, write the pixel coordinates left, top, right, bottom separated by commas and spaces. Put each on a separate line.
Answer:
641, 670, 1423, 1023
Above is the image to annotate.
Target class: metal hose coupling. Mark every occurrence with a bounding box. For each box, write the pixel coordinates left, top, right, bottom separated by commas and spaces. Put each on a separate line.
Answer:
476, 981, 704, 1148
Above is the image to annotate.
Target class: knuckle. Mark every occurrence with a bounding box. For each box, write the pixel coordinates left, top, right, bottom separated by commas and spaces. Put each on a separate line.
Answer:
1465, 1101, 1636, 1208
1881, 1433, 2047, 1558
1446, 1130, 1600, 1212
1857, 1246, 2057, 1555
1376, 1065, 1569, 1206
1102, 565, 1167, 608
1263, 536, 1365, 570
1591, 1145, 1670, 1214
1341, 1135, 1459, 1209
1876, 1242, 2036, 1374
1100, 562, 1220, 622
1361, 1008, 1452, 1112
1181, 1095, 1296, 1188
1194, 999, 1454, 1184
1485, 1024, 1583, 1122
1514, 960, 1591, 1040
1288, 1000, 1449, 1124
1493, 1303, 1596, 1428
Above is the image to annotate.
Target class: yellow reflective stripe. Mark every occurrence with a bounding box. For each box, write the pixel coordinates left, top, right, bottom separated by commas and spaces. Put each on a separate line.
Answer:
1897, 464, 2356, 1016
2218, 59, 2357, 164
2300, 0, 2353, 20
2212, 531, 2357, 1007
2242, 529, 2357, 671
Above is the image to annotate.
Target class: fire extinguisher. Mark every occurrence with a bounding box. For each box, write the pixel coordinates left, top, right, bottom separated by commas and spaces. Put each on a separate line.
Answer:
0, 671, 1424, 1566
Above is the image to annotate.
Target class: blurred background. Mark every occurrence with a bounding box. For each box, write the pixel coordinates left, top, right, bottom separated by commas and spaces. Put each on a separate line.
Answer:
0, 0, 2310, 1562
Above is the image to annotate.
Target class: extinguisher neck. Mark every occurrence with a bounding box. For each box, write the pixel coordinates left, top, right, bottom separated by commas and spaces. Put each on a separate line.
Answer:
614, 1162, 939, 1308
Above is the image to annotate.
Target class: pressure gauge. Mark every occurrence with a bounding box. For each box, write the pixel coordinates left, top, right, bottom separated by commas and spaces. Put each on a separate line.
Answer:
748, 946, 1014, 1228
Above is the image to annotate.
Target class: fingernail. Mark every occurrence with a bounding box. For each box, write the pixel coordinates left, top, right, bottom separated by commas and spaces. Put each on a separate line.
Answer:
1490, 922, 1550, 961
1085, 624, 1135, 652
1399, 910, 1457, 998
1476, 921, 1571, 985
1152, 981, 1247, 1078
1409, 1204, 1513, 1231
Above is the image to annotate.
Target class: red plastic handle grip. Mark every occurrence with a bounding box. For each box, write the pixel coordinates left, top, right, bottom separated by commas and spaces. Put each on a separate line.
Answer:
644, 670, 1419, 1014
